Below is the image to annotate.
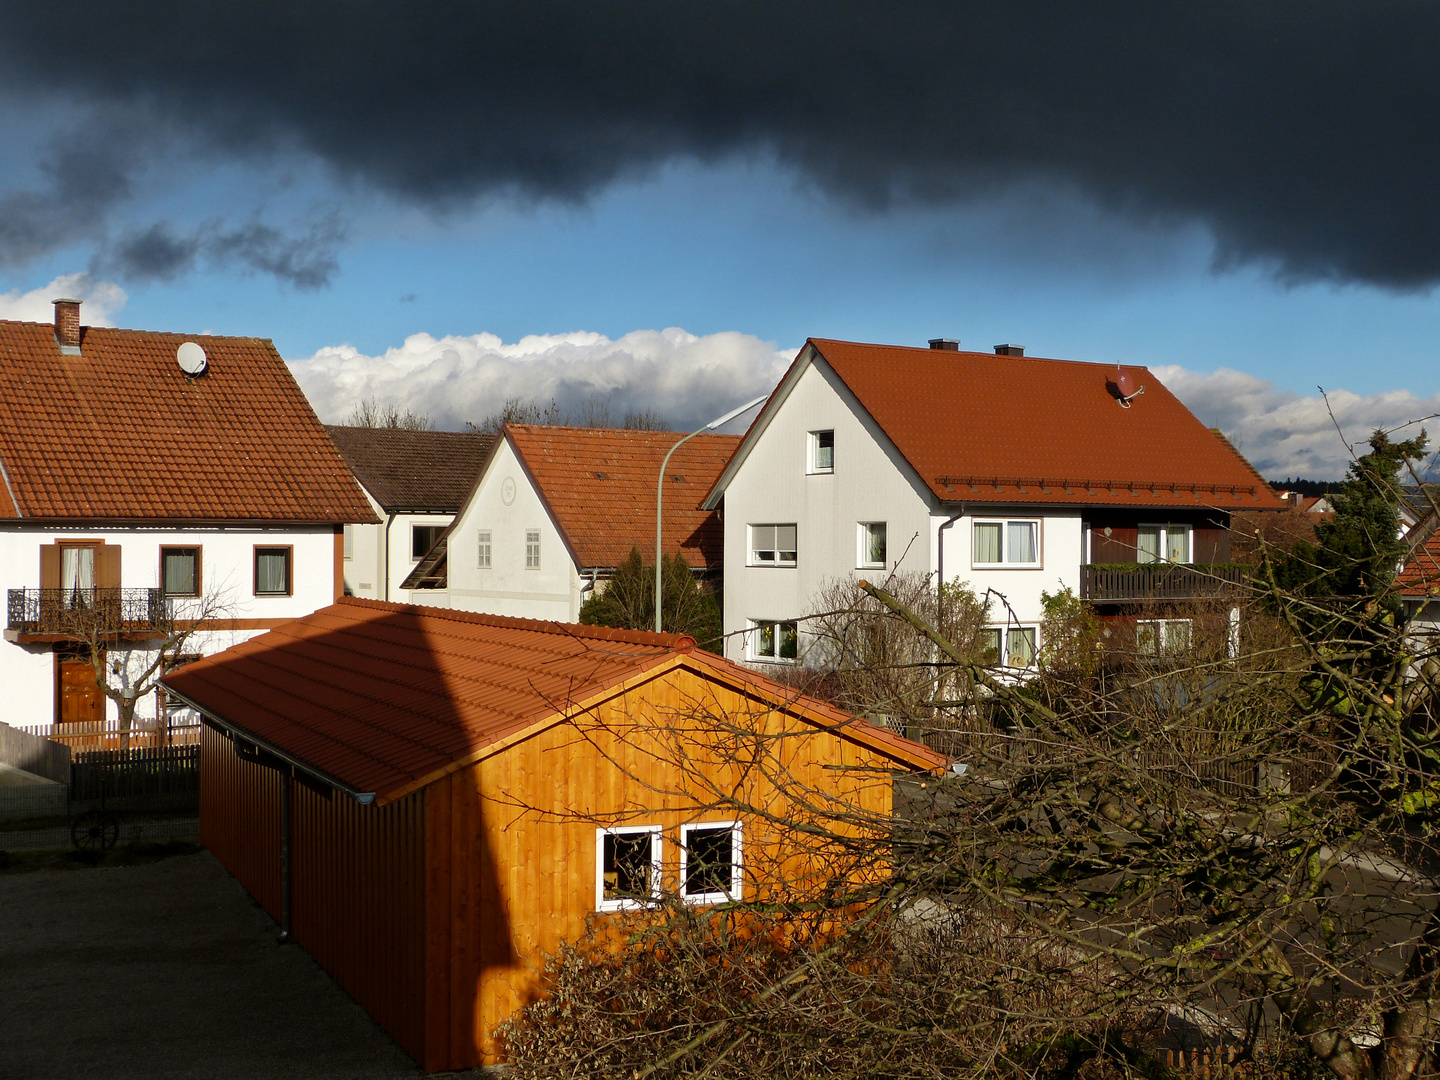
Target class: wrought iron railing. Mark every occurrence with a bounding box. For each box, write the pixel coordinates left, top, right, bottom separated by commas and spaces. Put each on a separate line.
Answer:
6, 588, 171, 635
1080, 563, 1247, 602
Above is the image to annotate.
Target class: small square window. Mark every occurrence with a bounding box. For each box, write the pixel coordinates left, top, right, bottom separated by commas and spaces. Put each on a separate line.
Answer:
477, 530, 492, 569
412, 524, 445, 561
526, 529, 541, 569
254, 547, 292, 596
858, 522, 887, 568
342, 525, 354, 561
680, 821, 743, 904
809, 430, 834, 474
749, 524, 797, 567
596, 826, 661, 912
973, 520, 1041, 568
160, 547, 199, 597
749, 619, 798, 662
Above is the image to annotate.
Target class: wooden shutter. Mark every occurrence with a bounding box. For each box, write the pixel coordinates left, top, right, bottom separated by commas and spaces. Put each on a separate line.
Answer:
39, 544, 59, 590
96, 544, 122, 590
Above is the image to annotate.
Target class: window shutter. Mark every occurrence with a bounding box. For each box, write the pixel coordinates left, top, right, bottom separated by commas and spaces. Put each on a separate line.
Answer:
96, 545, 122, 590
39, 544, 59, 590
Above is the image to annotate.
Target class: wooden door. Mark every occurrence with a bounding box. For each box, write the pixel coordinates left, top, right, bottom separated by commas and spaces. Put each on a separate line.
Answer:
57, 656, 103, 724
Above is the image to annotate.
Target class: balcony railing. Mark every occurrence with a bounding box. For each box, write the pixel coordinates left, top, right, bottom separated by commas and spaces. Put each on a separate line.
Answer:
1080, 563, 1247, 603
6, 588, 171, 636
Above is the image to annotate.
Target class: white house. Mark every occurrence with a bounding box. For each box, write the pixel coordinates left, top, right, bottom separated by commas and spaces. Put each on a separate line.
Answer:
0, 300, 377, 731
701, 337, 1284, 669
401, 424, 738, 623
326, 425, 495, 603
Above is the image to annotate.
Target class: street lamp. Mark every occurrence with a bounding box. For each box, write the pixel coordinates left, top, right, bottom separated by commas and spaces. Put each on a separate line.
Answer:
655, 396, 767, 633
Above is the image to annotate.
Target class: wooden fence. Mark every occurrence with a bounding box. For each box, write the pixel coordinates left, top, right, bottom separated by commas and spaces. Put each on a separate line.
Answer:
70, 745, 199, 800
1164, 1045, 1247, 1077
17, 718, 202, 752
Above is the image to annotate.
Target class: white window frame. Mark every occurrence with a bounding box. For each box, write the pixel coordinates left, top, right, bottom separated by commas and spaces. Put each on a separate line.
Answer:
525, 529, 541, 570
1135, 523, 1193, 565
857, 521, 887, 569
748, 524, 798, 568
982, 624, 1039, 668
747, 619, 799, 663
410, 522, 446, 563
1136, 618, 1193, 656
679, 820, 743, 905
342, 524, 354, 561
477, 530, 492, 569
971, 518, 1042, 569
595, 825, 662, 912
808, 430, 835, 475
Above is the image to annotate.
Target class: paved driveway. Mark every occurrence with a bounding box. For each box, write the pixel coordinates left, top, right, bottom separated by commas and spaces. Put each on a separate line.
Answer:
0, 852, 486, 1079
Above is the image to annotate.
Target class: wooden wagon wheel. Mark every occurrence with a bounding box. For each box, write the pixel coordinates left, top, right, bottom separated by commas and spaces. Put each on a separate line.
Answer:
71, 809, 119, 852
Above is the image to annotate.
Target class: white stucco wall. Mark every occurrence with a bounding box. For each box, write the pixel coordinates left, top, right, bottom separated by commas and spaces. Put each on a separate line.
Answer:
0, 523, 338, 728
433, 438, 584, 622
341, 487, 455, 604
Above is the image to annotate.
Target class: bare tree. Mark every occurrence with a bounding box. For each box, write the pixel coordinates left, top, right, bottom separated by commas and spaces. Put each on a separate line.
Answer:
467, 394, 669, 434
346, 396, 435, 430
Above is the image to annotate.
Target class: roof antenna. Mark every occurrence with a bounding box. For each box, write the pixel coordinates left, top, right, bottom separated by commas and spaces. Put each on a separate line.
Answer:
1113, 362, 1144, 409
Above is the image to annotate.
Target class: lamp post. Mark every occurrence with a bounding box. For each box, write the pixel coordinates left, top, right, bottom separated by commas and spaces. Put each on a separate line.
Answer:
655, 396, 767, 633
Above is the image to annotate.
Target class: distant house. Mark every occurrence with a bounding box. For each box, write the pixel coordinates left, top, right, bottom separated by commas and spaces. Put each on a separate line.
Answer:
401, 423, 739, 622
162, 597, 943, 1071
0, 300, 376, 730
702, 338, 1284, 668
324, 426, 494, 603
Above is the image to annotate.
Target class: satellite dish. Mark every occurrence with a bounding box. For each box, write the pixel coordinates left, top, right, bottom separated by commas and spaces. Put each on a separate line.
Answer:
1112, 365, 1145, 408
177, 341, 208, 376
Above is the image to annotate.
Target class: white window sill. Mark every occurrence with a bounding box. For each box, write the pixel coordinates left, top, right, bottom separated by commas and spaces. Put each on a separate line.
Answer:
972, 563, 1043, 571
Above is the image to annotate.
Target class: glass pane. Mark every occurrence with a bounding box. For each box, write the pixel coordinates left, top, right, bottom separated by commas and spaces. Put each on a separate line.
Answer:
1164, 619, 1192, 654
974, 523, 1002, 563
1136, 622, 1158, 655
814, 431, 834, 470
477, 531, 491, 568
1007, 627, 1036, 667
866, 523, 886, 565
603, 832, 654, 901
684, 827, 733, 897
257, 550, 288, 594
777, 525, 797, 563
1136, 527, 1161, 564
343, 525, 353, 559
757, 623, 775, 656
1166, 526, 1191, 563
779, 622, 798, 659
978, 628, 1001, 664
164, 550, 196, 595
1007, 522, 1036, 564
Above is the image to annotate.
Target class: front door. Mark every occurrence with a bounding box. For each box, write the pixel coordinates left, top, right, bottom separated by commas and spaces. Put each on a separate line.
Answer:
56, 653, 103, 725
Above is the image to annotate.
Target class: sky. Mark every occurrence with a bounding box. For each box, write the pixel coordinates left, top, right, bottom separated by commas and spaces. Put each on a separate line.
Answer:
1, 3, 1440, 478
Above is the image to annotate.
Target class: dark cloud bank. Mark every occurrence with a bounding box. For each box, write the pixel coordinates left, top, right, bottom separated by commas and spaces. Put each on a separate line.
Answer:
0, 2, 1435, 287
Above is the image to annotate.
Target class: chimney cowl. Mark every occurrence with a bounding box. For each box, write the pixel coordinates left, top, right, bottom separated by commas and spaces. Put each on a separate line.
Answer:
928, 338, 960, 351
53, 298, 81, 356
994, 344, 1024, 356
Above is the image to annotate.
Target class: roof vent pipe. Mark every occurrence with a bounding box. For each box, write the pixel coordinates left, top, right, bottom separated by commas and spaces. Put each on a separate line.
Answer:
928, 338, 960, 351
994, 344, 1024, 356
53, 299, 81, 356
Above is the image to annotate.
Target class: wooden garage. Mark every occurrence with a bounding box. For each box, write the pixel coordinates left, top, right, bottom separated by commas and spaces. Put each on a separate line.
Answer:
162, 597, 944, 1071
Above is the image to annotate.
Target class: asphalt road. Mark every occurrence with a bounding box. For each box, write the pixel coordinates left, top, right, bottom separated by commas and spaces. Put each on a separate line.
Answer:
0, 851, 488, 1080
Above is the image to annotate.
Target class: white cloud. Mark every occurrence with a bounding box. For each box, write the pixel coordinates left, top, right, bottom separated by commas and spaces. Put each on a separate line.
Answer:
289, 327, 796, 432
1154, 365, 1440, 479
0, 273, 128, 325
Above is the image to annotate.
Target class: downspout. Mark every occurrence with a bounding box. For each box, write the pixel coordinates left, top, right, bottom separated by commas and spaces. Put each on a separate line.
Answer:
383, 511, 397, 601
936, 506, 965, 600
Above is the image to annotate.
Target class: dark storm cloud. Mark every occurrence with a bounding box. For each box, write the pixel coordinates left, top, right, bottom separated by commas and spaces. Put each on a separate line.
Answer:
95, 216, 345, 289
1, 2, 1437, 287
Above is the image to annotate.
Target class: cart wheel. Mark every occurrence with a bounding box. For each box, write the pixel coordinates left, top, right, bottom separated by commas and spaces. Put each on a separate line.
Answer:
71, 810, 120, 852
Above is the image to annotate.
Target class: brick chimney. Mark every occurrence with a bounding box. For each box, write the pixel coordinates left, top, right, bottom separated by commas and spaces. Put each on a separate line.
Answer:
53, 299, 81, 356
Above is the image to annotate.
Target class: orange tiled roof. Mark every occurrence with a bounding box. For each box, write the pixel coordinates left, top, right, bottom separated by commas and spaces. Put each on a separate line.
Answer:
1400, 526, 1440, 598
162, 597, 944, 802
720, 339, 1283, 510
0, 319, 377, 522
507, 424, 741, 568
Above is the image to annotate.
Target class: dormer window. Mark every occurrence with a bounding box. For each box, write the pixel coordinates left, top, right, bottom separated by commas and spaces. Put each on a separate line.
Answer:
808, 430, 834, 474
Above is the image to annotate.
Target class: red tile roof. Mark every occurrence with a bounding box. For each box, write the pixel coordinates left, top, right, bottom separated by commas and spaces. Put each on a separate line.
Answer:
162, 597, 943, 803
325, 425, 495, 511
1400, 525, 1440, 597
507, 425, 740, 569
0, 318, 377, 522
715, 339, 1283, 510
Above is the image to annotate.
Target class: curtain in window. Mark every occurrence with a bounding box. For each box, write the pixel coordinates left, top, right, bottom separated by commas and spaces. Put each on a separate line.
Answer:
1166, 527, 1191, 564
256, 550, 288, 594
978, 628, 1001, 663
1007, 522, 1037, 564
1136, 526, 1161, 564
1006, 627, 1036, 666
61, 546, 94, 606
865, 523, 886, 565
974, 522, 1002, 563
163, 550, 196, 595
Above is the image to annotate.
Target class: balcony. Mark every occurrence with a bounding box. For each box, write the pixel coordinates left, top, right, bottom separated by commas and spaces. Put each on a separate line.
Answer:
1080, 563, 1247, 603
5, 588, 171, 639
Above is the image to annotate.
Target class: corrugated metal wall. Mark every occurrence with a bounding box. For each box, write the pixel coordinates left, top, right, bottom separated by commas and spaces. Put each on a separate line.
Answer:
199, 721, 428, 1064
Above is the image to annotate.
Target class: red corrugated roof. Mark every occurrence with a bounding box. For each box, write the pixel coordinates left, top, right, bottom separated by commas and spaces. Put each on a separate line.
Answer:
0, 319, 377, 522
507, 425, 740, 568
723, 339, 1282, 510
162, 597, 943, 803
